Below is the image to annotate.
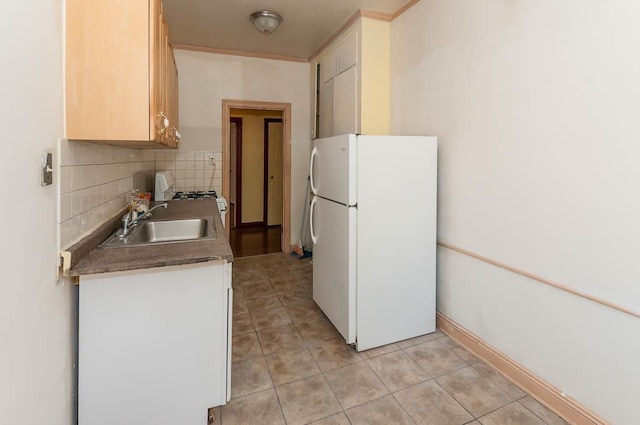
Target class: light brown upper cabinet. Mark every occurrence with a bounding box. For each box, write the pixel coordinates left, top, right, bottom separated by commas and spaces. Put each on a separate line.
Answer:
66, 0, 180, 147
165, 37, 180, 149
311, 17, 390, 139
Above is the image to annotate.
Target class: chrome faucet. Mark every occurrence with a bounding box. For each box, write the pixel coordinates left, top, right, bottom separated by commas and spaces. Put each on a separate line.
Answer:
118, 203, 168, 238
135, 202, 168, 222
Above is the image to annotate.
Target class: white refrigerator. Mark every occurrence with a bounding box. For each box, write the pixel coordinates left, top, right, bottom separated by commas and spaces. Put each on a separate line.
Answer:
309, 134, 437, 351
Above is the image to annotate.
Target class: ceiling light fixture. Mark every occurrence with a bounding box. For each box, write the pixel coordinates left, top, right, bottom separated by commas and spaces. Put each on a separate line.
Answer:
250, 11, 282, 34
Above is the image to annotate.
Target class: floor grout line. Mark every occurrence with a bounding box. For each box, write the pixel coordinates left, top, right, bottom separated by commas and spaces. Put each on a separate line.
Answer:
432, 379, 478, 421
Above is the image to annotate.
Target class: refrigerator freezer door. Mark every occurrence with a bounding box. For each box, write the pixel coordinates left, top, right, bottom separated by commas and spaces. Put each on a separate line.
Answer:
310, 135, 357, 205
311, 195, 356, 344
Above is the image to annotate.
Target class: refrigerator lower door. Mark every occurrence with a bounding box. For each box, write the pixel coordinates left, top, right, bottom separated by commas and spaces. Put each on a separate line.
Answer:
311, 196, 356, 344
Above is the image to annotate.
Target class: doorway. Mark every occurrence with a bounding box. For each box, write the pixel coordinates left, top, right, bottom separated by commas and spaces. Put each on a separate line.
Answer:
231, 110, 283, 229
222, 100, 292, 256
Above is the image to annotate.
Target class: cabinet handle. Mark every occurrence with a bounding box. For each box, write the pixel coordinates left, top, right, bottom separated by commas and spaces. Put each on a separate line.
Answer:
171, 127, 181, 145
157, 113, 170, 135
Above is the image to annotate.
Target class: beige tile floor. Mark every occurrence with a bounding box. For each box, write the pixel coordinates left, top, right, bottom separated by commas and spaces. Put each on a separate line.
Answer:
222, 253, 568, 425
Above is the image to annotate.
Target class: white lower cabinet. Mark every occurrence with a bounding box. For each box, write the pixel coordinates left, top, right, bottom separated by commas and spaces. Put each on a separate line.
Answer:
78, 260, 232, 425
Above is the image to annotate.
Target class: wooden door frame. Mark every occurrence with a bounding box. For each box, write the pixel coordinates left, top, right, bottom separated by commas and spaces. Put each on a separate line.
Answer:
230, 117, 243, 228
263, 118, 283, 226
222, 100, 292, 254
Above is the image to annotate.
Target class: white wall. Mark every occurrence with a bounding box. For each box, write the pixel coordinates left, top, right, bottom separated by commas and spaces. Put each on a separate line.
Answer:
391, 1, 640, 423
174, 50, 310, 246
0, 2, 74, 425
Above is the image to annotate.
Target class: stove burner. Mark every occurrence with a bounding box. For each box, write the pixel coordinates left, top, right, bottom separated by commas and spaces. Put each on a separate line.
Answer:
173, 190, 217, 200
196, 191, 217, 199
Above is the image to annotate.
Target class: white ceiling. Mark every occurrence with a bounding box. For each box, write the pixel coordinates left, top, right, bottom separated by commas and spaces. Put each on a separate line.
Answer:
162, 0, 413, 60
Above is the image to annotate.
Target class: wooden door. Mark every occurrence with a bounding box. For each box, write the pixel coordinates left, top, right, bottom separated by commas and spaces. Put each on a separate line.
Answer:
265, 119, 283, 226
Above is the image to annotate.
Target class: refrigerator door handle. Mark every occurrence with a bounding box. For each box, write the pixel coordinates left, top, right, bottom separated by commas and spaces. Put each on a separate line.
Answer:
309, 196, 318, 244
309, 146, 318, 195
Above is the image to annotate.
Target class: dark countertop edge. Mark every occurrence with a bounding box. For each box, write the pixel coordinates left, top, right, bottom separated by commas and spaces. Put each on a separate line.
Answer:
67, 255, 230, 277
65, 200, 233, 277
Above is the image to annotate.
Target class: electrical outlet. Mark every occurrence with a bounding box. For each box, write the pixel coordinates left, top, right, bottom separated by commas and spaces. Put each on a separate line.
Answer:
208, 154, 215, 165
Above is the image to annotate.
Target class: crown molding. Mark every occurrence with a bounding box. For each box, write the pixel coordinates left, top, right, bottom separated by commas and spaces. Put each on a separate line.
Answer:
172, 44, 308, 63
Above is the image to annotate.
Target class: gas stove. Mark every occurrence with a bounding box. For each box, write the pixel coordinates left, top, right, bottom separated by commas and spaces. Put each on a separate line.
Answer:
172, 190, 218, 200
155, 171, 227, 227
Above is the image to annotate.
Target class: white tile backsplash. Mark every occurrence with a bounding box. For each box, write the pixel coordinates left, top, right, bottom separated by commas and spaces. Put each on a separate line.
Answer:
58, 143, 223, 249
60, 193, 72, 222
71, 192, 82, 217
60, 220, 71, 250
155, 150, 221, 195
58, 140, 157, 249
60, 166, 72, 194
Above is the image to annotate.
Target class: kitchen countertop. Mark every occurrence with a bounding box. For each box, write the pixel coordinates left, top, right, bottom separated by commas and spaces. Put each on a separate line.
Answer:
67, 199, 233, 277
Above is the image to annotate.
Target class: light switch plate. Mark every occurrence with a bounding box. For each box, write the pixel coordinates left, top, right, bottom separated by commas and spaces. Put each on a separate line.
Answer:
41, 153, 53, 186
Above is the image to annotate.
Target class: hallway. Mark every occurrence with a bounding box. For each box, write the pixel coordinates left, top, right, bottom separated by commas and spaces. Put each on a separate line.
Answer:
229, 227, 282, 258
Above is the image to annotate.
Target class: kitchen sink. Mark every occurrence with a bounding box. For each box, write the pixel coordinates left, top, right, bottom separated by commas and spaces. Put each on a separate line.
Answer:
100, 218, 216, 248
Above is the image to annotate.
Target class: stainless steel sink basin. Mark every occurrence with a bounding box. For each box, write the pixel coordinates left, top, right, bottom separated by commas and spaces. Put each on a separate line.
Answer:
100, 218, 216, 248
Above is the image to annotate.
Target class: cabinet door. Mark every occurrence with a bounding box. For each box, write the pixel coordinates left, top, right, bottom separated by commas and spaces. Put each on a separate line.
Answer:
320, 49, 337, 83
171, 50, 179, 146
311, 61, 320, 139
155, 7, 170, 145
336, 31, 358, 75
151, 0, 165, 143
318, 78, 334, 138
79, 262, 230, 424
333, 65, 357, 135
161, 20, 171, 146
166, 44, 179, 148
65, 0, 149, 141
